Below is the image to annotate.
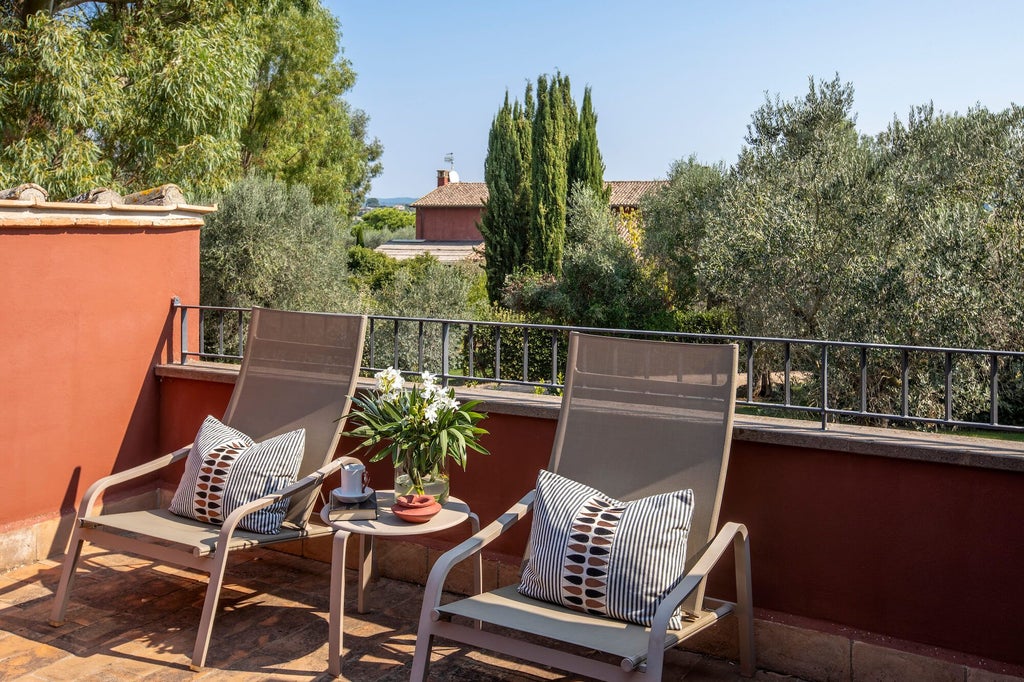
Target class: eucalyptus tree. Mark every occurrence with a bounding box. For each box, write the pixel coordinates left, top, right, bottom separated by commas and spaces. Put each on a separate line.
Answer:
241, 0, 382, 216
1, 0, 381, 214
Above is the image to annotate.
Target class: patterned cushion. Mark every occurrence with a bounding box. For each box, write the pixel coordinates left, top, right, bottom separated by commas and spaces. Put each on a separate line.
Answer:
169, 416, 305, 534
518, 469, 695, 628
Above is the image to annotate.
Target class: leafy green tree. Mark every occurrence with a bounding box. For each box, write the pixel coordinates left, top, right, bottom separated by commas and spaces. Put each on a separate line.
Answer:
1, 0, 380, 212
240, 1, 382, 215
557, 183, 670, 329
697, 75, 879, 338
641, 156, 725, 308
360, 207, 415, 232
200, 176, 357, 312
567, 86, 610, 204
529, 74, 568, 274
1, 2, 262, 197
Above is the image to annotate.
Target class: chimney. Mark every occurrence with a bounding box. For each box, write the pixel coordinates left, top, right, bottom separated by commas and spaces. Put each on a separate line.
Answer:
437, 169, 450, 187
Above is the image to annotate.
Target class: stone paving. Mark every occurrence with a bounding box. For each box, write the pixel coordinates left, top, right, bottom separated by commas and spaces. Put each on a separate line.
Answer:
0, 545, 798, 681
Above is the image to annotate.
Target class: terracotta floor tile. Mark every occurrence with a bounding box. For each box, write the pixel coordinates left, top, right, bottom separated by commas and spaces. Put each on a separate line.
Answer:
0, 548, 772, 681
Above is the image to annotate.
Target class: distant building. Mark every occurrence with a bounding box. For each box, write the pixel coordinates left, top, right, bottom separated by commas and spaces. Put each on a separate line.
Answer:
374, 170, 664, 262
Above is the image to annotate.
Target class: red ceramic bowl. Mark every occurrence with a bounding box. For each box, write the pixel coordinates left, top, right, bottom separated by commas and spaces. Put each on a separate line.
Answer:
394, 494, 436, 509
392, 501, 442, 523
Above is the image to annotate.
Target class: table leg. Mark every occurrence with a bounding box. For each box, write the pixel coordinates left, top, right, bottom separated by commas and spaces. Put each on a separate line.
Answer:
328, 529, 350, 678
357, 533, 373, 614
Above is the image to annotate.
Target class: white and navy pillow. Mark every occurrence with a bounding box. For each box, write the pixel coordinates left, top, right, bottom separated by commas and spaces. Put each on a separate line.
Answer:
169, 415, 305, 534
518, 469, 694, 629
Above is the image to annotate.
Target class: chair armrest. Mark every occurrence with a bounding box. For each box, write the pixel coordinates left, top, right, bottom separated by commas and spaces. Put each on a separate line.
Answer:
210, 455, 362, 553
644, 522, 750, 667
420, 489, 535, 614
79, 445, 193, 517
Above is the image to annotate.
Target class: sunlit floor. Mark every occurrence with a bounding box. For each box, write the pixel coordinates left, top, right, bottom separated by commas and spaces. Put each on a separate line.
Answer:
0, 545, 797, 681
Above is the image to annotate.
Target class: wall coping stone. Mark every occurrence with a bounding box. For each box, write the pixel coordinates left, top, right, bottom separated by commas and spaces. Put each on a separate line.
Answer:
156, 362, 1024, 473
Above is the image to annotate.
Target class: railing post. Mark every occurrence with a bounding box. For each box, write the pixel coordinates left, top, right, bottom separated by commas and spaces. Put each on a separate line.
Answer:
820, 344, 829, 430
746, 341, 754, 404
944, 352, 953, 423
783, 342, 792, 406
990, 353, 999, 426
522, 328, 530, 383
901, 350, 910, 417
860, 346, 868, 413
441, 322, 450, 387
176, 297, 188, 364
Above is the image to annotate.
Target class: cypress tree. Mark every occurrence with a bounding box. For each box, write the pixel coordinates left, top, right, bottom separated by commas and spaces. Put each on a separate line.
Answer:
568, 86, 610, 203
530, 74, 568, 274
479, 93, 520, 302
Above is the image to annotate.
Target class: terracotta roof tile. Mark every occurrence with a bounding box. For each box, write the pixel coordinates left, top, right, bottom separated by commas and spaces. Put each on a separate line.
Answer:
411, 183, 488, 208
607, 180, 666, 207
410, 180, 664, 209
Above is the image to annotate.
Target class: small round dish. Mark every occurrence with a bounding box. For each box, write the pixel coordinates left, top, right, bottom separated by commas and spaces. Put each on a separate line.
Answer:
331, 487, 375, 504
391, 501, 442, 523
394, 494, 436, 509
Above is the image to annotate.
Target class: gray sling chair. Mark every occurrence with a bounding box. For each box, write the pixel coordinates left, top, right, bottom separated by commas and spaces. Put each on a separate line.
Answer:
411, 333, 754, 681
48, 308, 367, 671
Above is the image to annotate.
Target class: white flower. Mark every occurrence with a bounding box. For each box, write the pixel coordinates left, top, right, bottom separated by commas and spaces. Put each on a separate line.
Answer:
375, 367, 404, 394
424, 404, 439, 424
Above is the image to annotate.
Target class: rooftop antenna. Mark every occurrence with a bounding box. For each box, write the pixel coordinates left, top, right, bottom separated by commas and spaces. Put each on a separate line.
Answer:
444, 152, 455, 170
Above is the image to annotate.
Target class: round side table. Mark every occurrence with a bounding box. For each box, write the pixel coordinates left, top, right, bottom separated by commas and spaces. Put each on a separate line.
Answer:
319, 490, 480, 678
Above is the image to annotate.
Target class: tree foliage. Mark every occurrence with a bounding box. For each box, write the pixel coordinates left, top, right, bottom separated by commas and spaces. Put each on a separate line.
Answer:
241, 1, 382, 215
359, 207, 415, 232
479, 93, 528, 302
0, 0, 380, 216
529, 73, 569, 273
568, 86, 609, 204
200, 175, 356, 312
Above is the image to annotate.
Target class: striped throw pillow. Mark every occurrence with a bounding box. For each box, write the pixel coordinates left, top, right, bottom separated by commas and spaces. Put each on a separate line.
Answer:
518, 469, 695, 628
169, 415, 305, 534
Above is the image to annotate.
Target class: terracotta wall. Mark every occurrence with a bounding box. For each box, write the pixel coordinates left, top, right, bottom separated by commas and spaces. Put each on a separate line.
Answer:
0, 213, 201, 529
415, 207, 483, 241
156, 373, 1024, 667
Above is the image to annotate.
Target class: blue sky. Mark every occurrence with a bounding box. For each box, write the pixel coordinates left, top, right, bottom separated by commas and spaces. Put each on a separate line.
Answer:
325, 1, 1023, 199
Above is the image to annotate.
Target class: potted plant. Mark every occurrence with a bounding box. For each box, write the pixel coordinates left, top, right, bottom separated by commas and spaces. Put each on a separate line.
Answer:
346, 367, 489, 504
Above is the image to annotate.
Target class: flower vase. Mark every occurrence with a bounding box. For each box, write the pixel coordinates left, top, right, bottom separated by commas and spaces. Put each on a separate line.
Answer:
394, 454, 450, 504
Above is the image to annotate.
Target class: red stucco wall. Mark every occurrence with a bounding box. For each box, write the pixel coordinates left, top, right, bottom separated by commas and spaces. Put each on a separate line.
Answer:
416, 207, 484, 241
0, 220, 200, 527
155, 371, 1024, 667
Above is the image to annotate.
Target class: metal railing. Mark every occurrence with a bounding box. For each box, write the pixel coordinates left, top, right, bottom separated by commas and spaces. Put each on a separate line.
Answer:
174, 302, 1024, 433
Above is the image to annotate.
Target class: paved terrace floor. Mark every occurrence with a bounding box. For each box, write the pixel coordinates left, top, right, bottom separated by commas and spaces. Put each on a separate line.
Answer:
0, 545, 803, 681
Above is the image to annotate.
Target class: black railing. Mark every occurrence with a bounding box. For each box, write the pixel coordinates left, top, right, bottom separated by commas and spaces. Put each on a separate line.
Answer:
174, 302, 1024, 433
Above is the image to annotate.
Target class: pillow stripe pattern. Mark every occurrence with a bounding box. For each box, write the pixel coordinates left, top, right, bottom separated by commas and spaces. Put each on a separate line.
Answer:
169, 416, 305, 535
519, 469, 694, 628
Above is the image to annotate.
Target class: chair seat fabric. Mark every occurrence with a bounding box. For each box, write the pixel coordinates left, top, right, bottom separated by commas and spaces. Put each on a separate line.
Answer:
437, 584, 692, 660
81, 509, 325, 556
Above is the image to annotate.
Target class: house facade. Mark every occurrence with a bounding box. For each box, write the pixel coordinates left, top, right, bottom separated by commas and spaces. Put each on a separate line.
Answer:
411, 169, 664, 242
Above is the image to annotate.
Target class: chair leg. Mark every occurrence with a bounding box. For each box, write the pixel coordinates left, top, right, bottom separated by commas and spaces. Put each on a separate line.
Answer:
734, 531, 756, 677
190, 549, 230, 671
409, 628, 433, 682
48, 524, 85, 626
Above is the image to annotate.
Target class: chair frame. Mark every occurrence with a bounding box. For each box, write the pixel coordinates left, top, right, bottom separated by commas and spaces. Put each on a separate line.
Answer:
48, 308, 367, 670
409, 333, 754, 681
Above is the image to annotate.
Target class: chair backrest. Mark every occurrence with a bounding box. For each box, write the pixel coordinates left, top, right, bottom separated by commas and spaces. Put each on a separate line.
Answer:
222, 308, 367, 526
548, 333, 738, 610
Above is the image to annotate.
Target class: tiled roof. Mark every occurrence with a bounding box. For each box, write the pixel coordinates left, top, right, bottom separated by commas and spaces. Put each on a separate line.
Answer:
374, 239, 483, 262
607, 180, 665, 207
410, 180, 665, 209
0, 182, 215, 228
411, 183, 488, 208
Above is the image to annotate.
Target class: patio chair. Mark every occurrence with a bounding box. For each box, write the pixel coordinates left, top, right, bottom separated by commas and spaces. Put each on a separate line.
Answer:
410, 332, 754, 680
49, 308, 367, 670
